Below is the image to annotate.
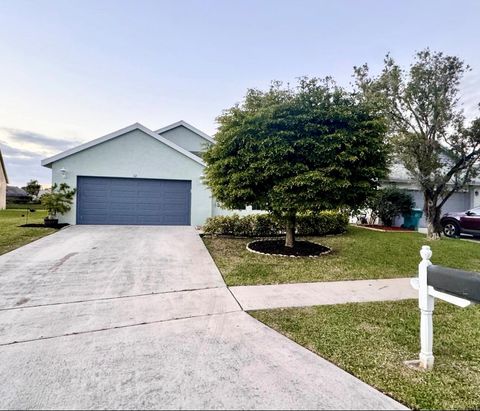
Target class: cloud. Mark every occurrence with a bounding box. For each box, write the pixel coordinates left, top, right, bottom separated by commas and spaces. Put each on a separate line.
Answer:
0, 141, 41, 159
0, 128, 80, 157
0, 128, 81, 187
460, 72, 480, 122
3, 129, 79, 152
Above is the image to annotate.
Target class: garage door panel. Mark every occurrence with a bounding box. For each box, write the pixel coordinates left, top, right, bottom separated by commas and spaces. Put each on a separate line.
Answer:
164, 215, 187, 225
109, 190, 138, 198
79, 214, 109, 224
136, 216, 165, 225
109, 204, 138, 213
138, 191, 164, 200
81, 202, 109, 211
77, 177, 191, 225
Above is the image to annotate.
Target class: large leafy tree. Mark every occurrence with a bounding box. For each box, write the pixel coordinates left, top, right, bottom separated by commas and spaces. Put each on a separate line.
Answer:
203, 78, 389, 247
354, 49, 480, 239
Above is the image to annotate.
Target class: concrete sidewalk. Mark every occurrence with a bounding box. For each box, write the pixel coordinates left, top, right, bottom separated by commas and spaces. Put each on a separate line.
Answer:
230, 278, 417, 310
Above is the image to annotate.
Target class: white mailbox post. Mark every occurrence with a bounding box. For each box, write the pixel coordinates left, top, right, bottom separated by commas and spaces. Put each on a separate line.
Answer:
410, 245, 472, 370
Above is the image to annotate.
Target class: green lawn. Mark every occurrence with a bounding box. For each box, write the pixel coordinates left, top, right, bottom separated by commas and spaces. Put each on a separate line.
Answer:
0, 209, 57, 255
203, 226, 480, 286
251, 300, 480, 410
6, 202, 45, 210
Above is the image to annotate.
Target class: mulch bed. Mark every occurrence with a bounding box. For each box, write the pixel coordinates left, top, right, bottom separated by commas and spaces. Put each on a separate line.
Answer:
19, 223, 69, 229
360, 225, 414, 232
247, 239, 331, 257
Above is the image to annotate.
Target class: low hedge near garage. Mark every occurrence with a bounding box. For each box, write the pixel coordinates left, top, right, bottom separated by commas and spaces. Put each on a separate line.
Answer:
202, 211, 348, 237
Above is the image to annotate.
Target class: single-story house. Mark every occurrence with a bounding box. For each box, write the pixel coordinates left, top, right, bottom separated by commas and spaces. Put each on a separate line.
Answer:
41, 121, 247, 226
386, 163, 480, 228
6, 186, 31, 203
0, 148, 8, 209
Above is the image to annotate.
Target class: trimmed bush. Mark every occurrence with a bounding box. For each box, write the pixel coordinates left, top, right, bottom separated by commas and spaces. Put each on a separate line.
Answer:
203, 211, 348, 237
367, 187, 414, 226
296, 211, 349, 236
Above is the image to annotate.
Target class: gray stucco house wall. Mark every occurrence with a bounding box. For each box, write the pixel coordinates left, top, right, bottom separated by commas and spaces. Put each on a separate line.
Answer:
156, 120, 214, 156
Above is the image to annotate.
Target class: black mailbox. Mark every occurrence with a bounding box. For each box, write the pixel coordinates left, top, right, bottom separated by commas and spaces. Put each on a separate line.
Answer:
427, 265, 480, 304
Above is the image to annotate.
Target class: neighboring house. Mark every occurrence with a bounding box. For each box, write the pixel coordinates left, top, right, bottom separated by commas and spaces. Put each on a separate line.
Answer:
6, 186, 31, 203
0, 148, 8, 209
385, 163, 480, 228
41, 120, 248, 226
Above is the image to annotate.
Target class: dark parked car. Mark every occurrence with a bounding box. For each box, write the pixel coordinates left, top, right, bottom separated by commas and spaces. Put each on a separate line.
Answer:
441, 207, 480, 237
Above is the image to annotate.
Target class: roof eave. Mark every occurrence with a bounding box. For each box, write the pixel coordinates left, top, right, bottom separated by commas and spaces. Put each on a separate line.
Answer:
41, 123, 205, 168
155, 120, 215, 144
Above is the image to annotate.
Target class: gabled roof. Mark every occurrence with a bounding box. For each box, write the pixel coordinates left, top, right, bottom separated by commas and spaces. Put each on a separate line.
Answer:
155, 120, 215, 144
0, 148, 8, 183
41, 123, 205, 168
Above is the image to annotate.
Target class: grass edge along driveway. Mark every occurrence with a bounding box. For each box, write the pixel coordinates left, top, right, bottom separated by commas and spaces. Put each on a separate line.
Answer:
250, 299, 480, 410
0, 209, 56, 255
203, 226, 480, 286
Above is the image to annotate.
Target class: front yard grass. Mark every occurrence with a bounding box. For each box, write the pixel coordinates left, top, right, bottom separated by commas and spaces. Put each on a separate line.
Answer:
0, 209, 56, 255
6, 202, 45, 210
203, 226, 480, 286
251, 300, 480, 410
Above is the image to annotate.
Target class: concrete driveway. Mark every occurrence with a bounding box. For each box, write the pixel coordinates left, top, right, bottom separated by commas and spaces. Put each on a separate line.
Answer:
0, 226, 406, 409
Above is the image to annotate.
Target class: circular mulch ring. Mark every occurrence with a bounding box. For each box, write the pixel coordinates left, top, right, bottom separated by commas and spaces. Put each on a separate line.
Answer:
246, 239, 331, 258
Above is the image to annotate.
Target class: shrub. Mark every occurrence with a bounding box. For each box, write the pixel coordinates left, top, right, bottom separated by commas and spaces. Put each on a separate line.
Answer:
367, 187, 414, 226
40, 183, 76, 219
296, 211, 349, 236
202, 211, 348, 237
254, 213, 283, 236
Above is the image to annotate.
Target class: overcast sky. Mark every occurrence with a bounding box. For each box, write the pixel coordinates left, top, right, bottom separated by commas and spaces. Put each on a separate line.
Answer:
1, 0, 480, 186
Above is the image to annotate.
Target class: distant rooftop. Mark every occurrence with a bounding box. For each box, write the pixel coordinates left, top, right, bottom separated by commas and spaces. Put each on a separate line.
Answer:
6, 185, 29, 197
388, 162, 480, 185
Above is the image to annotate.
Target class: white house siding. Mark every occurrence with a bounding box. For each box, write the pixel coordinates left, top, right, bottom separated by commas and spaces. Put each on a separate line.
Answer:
49, 129, 212, 226
159, 126, 211, 154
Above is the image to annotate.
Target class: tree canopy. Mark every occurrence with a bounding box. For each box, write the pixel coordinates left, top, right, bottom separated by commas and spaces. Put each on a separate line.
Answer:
354, 49, 480, 238
23, 179, 41, 197
203, 78, 389, 246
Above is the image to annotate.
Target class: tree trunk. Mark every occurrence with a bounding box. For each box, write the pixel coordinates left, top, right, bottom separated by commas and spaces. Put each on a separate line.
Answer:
424, 195, 441, 240
285, 214, 296, 248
